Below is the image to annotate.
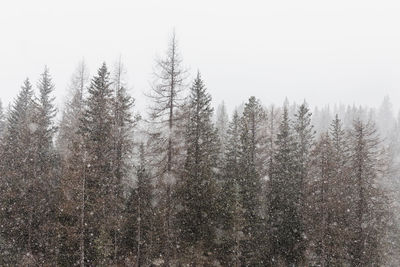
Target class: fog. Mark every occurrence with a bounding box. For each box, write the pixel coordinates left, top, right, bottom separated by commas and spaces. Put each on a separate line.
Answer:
2, 1, 400, 266
1, 0, 400, 112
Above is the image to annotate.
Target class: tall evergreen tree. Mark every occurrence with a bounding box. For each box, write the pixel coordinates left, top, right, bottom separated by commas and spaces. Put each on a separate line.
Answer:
34, 67, 60, 264
217, 111, 246, 266
292, 102, 314, 262
269, 106, 304, 265
347, 119, 388, 266
327, 115, 353, 263
176, 73, 219, 265
79, 63, 115, 265
0, 79, 38, 264
237, 96, 266, 265
306, 133, 336, 266
293, 102, 314, 204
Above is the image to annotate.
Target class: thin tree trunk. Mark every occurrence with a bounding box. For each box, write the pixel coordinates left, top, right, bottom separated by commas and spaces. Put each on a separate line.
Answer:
80, 161, 86, 267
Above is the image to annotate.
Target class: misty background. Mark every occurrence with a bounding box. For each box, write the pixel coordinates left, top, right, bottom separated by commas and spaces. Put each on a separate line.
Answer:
1, 0, 400, 112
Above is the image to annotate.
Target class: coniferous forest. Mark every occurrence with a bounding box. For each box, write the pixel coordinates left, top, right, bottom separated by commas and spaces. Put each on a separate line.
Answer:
1, 34, 400, 266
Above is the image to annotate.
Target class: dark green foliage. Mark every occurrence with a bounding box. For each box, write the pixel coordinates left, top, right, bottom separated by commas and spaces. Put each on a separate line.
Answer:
269, 107, 304, 265
217, 111, 246, 266
237, 96, 266, 265
176, 73, 219, 264
0, 79, 37, 264
79, 63, 115, 265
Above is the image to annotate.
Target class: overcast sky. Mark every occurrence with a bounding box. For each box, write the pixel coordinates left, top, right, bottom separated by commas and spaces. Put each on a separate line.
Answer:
1, 0, 400, 114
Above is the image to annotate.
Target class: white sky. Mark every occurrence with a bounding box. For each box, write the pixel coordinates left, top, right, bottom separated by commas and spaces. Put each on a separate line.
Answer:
1, 0, 400, 114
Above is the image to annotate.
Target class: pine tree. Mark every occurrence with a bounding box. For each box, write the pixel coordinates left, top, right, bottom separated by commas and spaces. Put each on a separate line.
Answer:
328, 114, 353, 263
36, 66, 57, 166
291, 102, 314, 262
265, 105, 281, 176
217, 111, 246, 266
34, 66, 59, 264
293, 102, 314, 204
176, 73, 219, 264
237, 96, 266, 265
79, 63, 115, 265
306, 133, 336, 265
122, 143, 154, 266
0, 79, 38, 264
269, 106, 304, 265
215, 101, 229, 158
347, 119, 388, 266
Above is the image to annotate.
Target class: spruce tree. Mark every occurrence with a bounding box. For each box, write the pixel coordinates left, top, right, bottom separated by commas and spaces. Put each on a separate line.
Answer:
291, 102, 314, 262
293, 102, 314, 204
269, 106, 304, 265
35, 67, 59, 264
176, 73, 219, 264
328, 115, 353, 263
306, 133, 336, 265
0, 79, 38, 264
79, 63, 114, 265
347, 119, 388, 266
122, 143, 154, 266
218, 111, 246, 266
237, 96, 266, 265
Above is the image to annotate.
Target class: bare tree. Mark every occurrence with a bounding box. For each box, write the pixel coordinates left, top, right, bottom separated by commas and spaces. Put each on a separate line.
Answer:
146, 31, 188, 264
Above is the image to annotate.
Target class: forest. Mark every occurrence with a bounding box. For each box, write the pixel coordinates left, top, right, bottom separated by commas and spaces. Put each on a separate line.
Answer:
1, 34, 400, 266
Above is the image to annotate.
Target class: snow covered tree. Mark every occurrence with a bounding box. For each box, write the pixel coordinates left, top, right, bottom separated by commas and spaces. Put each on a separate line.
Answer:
176, 73, 219, 265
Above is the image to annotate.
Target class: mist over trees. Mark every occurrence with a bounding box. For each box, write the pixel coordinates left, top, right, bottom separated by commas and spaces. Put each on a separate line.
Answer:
1, 34, 400, 266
